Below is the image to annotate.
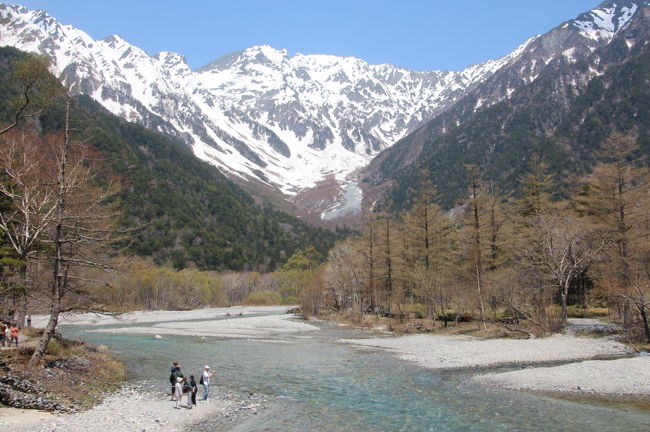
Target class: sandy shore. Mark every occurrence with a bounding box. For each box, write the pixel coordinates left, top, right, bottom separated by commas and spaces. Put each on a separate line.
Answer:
3, 384, 264, 432
91, 313, 319, 338
474, 356, 650, 396
31, 306, 292, 328
0, 407, 55, 432
341, 334, 634, 369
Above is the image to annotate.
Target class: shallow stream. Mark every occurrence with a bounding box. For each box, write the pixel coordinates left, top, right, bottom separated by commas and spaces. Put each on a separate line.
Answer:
62, 311, 650, 431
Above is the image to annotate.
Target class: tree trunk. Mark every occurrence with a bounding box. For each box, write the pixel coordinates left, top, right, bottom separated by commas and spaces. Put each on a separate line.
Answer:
29, 96, 70, 367
16, 264, 28, 329
639, 305, 650, 343
28, 293, 60, 367
560, 284, 569, 325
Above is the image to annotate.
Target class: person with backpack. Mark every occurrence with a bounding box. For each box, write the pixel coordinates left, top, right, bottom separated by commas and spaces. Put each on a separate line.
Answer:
169, 362, 184, 400
201, 365, 215, 401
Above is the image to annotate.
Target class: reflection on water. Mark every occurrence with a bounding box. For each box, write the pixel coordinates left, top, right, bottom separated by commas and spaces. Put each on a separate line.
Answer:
62, 314, 650, 432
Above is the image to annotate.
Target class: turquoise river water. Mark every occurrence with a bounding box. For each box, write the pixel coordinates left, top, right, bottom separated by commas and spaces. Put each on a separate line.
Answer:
62, 312, 650, 432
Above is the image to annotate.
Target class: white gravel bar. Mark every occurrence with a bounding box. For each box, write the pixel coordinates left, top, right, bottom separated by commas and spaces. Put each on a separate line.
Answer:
93, 313, 319, 338
31, 306, 292, 328
341, 334, 633, 369
475, 357, 650, 395
12, 386, 262, 432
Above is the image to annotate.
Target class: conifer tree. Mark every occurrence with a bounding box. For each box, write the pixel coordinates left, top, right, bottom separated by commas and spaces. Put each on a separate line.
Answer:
463, 165, 488, 329
580, 133, 650, 333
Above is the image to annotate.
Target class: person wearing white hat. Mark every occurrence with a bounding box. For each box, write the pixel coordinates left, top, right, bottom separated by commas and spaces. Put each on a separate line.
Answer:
201, 365, 216, 401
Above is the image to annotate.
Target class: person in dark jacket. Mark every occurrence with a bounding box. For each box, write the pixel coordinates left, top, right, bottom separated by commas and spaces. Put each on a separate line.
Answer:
169, 362, 184, 400
188, 375, 198, 407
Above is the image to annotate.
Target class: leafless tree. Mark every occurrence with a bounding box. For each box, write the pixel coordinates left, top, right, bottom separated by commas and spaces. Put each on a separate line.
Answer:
0, 130, 57, 327
30, 97, 120, 366
519, 213, 608, 324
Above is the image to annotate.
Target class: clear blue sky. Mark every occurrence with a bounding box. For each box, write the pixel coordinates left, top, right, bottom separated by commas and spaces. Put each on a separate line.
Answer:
15, 0, 600, 71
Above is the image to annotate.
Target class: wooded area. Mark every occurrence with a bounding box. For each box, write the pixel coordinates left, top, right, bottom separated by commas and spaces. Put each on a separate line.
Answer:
317, 138, 650, 341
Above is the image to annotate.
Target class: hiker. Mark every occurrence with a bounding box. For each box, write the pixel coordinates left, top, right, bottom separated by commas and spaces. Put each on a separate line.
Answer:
4, 325, 9, 346
188, 375, 198, 407
0, 322, 5, 347
201, 365, 215, 401
169, 362, 184, 400
174, 377, 183, 409
26, 315, 31, 328
9, 324, 18, 347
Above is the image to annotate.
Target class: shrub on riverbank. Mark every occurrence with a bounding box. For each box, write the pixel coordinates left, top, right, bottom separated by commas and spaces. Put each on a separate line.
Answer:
245, 290, 283, 305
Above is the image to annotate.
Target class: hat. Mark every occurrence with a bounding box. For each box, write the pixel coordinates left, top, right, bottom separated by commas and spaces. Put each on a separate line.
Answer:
204, 365, 210, 369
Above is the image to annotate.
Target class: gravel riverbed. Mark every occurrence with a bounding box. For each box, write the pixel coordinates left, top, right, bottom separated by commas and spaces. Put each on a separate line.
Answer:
5, 382, 267, 432
341, 334, 634, 369
474, 356, 650, 395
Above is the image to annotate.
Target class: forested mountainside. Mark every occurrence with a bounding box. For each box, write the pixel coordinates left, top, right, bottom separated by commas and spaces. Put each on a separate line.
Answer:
0, 47, 337, 271
363, 0, 650, 210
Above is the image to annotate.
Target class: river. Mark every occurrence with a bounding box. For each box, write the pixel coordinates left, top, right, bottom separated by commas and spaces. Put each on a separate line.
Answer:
61, 310, 650, 431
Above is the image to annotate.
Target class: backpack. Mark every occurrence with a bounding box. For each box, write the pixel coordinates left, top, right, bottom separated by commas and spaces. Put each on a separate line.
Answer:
199, 374, 204, 385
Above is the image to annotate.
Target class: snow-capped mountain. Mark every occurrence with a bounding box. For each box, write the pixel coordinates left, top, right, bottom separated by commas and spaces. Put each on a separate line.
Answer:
0, 1, 646, 220
362, 0, 650, 211
0, 4, 531, 193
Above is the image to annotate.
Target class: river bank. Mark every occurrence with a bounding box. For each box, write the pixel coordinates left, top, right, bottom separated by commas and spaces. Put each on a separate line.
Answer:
341, 333, 634, 369
2, 382, 266, 432
0, 331, 125, 412
341, 332, 650, 399
475, 356, 650, 397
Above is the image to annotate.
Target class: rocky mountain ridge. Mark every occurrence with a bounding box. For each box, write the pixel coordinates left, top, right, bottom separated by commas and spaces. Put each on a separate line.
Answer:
0, 1, 646, 220
362, 0, 650, 210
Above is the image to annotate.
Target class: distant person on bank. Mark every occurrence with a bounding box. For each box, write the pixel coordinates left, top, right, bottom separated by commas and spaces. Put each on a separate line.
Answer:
9, 324, 18, 347
201, 365, 216, 401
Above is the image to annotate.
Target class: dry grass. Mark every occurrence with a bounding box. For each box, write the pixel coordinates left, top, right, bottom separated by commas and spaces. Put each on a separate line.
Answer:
1, 332, 126, 410
322, 310, 541, 339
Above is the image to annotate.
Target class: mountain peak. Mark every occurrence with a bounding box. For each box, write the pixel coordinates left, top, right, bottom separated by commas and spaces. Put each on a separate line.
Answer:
242, 44, 288, 65
101, 34, 127, 45
571, 0, 644, 41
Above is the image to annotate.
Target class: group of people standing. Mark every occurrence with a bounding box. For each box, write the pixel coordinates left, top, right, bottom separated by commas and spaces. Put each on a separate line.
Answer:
0, 322, 19, 347
169, 362, 216, 409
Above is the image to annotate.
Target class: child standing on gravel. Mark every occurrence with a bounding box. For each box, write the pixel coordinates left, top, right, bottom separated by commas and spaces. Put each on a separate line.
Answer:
174, 377, 183, 409
188, 375, 198, 407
